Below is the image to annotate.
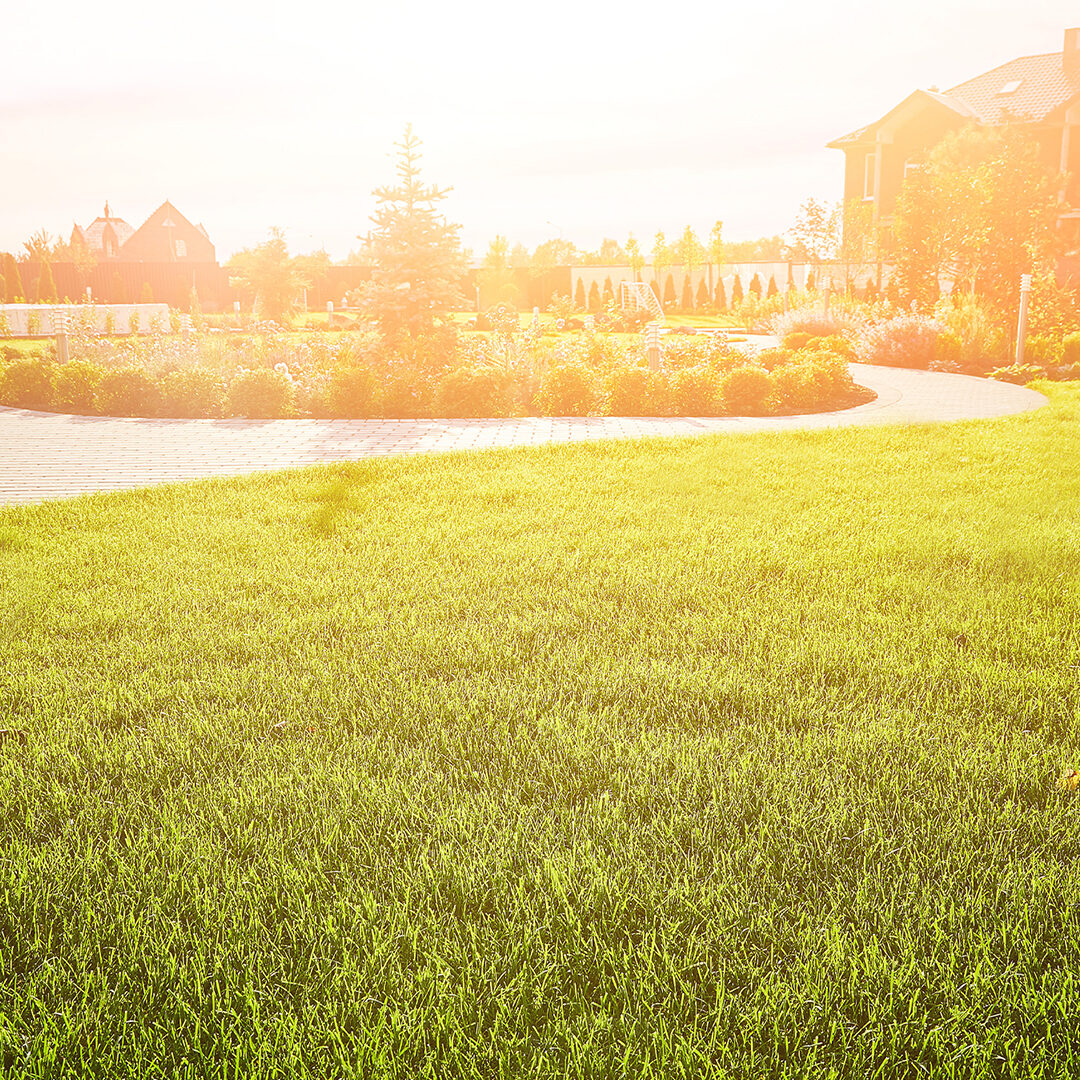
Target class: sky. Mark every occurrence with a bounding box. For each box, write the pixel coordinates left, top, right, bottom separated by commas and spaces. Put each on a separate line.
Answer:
2, 0, 1078, 262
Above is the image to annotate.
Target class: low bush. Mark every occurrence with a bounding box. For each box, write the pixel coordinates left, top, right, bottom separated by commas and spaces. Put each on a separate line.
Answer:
1062, 332, 1080, 367
669, 366, 720, 415
988, 363, 1046, 385
0, 357, 55, 410
535, 363, 598, 416
380, 370, 434, 419
720, 365, 773, 415
857, 313, 943, 369
328, 367, 381, 418
53, 360, 103, 414
604, 367, 672, 416
227, 368, 294, 419
97, 368, 161, 417
432, 367, 511, 418
159, 369, 227, 418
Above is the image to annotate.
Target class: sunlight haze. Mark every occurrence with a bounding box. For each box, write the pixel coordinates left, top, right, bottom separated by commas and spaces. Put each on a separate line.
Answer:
3, 0, 1078, 259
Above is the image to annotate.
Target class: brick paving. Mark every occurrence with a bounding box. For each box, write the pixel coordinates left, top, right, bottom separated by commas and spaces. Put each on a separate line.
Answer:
0, 364, 1048, 506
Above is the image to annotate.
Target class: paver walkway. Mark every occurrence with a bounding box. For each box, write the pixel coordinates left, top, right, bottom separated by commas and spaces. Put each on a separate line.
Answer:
0, 364, 1048, 506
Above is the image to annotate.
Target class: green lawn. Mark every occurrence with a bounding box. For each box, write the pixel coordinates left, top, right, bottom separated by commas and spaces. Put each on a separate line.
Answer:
1, 386, 1079, 1077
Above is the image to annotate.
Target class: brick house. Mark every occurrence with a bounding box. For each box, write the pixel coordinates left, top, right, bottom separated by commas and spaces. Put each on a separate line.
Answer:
827, 27, 1080, 250
71, 200, 215, 263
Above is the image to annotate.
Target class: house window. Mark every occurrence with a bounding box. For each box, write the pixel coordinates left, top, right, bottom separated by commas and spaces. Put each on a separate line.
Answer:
997, 79, 1022, 95
864, 152, 877, 199
175, 239, 187, 258
904, 157, 925, 178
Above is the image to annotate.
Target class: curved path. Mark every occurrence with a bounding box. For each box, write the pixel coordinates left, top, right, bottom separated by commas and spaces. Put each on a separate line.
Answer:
0, 364, 1048, 506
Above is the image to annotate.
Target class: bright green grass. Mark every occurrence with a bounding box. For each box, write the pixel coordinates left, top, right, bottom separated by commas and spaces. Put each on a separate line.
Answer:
2, 386, 1080, 1078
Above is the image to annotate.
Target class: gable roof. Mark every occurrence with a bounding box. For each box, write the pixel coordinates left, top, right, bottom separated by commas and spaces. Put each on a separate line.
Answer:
826, 90, 977, 148
80, 208, 135, 254
947, 51, 1080, 123
828, 39, 1080, 148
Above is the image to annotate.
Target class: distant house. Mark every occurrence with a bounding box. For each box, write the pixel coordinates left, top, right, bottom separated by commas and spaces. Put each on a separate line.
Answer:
71, 202, 135, 259
70, 200, 216, 263
827, 27, 1080, 244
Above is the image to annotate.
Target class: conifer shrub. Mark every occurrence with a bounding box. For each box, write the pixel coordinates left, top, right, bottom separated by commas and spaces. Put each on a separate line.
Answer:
53, 360, 103, 414
573, 279, 587, 310
587, 281, 601, 312
535, 362, 597, 416
159, 369, 227, 418
433, 367, 511, 418
0, 357, 55, 410
140, 282, 155, 303
35, 262, 57, 303
97, 368, 161, 417
766, 275, 779, 298
602, 277, 614, 306
749, 273, 762, 298
731, 275, 744, 305
226, 368, 293, 419
696, 279, 710, 309
715, 279, 727, 312
328, 367, 382, 418
719, 364, 771, 414
663, 275, 676, 308
681, 278, 693, 311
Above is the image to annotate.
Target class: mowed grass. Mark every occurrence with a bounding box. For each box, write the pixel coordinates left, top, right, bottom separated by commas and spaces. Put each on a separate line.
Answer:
2, 387, 1080, 1078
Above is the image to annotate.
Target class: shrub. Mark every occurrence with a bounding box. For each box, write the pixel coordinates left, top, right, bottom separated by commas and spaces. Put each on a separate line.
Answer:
731, 275, 744, 305
433, 367, 511, 418
1024, 336, 1062, 368
159, 369, 227, 418
53, 360, 102, 414
604, 367, 672, 416
749, 273, 762, 298
720, 364, 772, 415
328, 367, 381, 418
770, 361, 823, 412
97, 368, 161, 416
988, 362, 1045, 385
669, 366, 720, 415
1062, 332, 1080, 367
0, 357, 55, 410
381, 370, 433, 418
535, 363, 597, 416
856, 314, 943, 369
769, 307, 852, 341
227, 368, 294, 418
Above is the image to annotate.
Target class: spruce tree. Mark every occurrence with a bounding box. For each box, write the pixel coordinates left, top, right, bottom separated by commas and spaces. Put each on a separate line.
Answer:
696, 278, 710, 309
602, 277, 614, 306
715, 278, 727, 312
574, 279, 587, 311
731, 275, 744, 305
361, 125, 467, 337
749, 273, 762, 298
35, 261, 57, 303
4, 254, 24, 301
587, 281, 601, 312
663, 275, 676, 308
766, 275, 779, 298
681, 277, 693, 311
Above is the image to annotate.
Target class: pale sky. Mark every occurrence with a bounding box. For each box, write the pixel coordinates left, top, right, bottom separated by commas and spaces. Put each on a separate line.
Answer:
2, 1, 1078, 262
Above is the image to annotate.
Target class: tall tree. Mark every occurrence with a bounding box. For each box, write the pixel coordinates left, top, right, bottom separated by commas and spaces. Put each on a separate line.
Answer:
360, 125, 466, 336
227, 228, 313, 323
625, 234, 644, 281
892, 124, 1059, 312
2, 254, 21, 301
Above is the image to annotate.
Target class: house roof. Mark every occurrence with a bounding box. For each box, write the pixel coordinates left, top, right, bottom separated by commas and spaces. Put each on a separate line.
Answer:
828, 42, 1080, 147
79, 204, 135, 253
826, 90, 977, 148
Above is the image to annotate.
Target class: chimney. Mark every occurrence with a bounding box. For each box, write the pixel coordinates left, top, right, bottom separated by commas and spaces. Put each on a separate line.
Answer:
1066, 28, 1080, 75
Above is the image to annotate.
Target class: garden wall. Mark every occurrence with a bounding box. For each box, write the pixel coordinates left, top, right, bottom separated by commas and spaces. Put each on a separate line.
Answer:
0, 303, 171, 336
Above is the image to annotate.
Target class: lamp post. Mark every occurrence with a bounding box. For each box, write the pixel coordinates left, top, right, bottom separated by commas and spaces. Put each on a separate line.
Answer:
1015, 274, 1033, 365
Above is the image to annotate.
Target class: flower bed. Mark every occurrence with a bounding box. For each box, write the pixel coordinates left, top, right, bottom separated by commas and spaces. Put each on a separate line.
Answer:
0, 320, 870, 419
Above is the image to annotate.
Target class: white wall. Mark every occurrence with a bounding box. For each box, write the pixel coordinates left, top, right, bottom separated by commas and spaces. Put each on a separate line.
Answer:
0, 303, 171, 337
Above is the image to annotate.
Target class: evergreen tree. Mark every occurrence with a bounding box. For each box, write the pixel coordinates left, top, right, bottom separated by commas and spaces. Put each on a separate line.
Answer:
715, 278, 727, 312
360, 125, 467, 336
140, 282, 155, 303
111, 271, 127, 304
766, 275, 779, 298
35, 261, 57, 303
602, 277, 614, 306
574, 278, 587, 311
227, 229, 313, 322
731, 275, 744, 305
696, 278, 710, 309
587, 281, 601, 311
749, 273, 762, 298
4, 254, 24, 301
805, 272, 816, 292
681, 277, 693, 310
663, 274, 676, 308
